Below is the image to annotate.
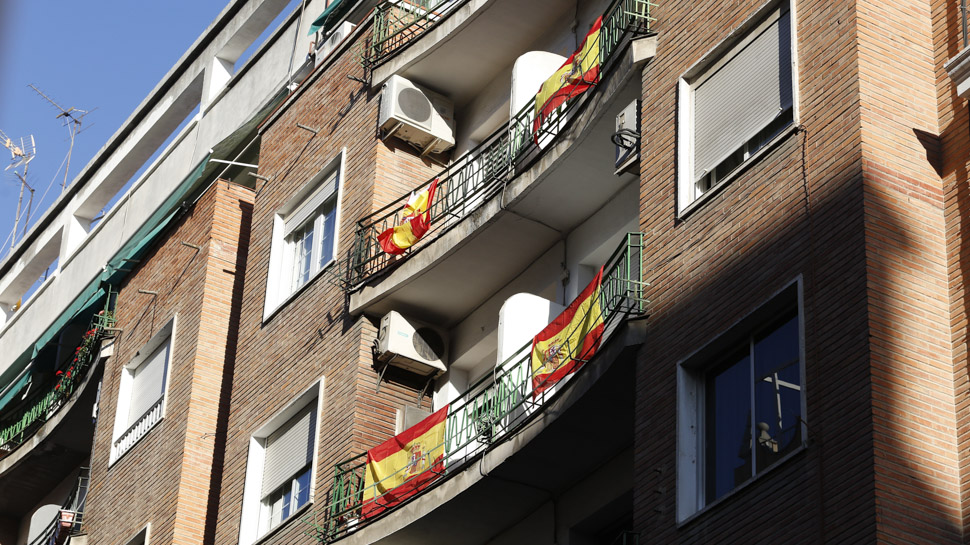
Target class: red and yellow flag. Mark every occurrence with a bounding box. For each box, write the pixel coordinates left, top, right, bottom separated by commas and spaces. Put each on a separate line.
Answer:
532, 17, 602, 140
361, 405, 449, 518
378, 179, 439, 255
531, 267, 604, 396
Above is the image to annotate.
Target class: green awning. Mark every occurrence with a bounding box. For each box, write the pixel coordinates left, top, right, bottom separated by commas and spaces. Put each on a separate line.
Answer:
308, 0, 349, 35
0, 87, 288, 414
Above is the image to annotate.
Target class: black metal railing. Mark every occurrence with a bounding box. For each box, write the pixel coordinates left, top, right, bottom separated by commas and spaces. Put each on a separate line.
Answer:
348, 0, 655, 288
304, 233, 646, 543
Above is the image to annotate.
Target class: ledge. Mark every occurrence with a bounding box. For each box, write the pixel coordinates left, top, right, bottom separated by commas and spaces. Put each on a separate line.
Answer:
946, 46, 970, 99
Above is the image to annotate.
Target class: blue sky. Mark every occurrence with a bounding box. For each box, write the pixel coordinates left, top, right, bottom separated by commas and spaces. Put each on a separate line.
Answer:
0, 1, 229, 258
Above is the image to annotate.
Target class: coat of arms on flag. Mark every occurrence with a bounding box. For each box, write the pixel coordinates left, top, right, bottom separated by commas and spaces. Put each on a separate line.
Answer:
361, 405, 449, 518
531, 267, 605, 396
532, 16, 602, 141
378, 179, 439, 255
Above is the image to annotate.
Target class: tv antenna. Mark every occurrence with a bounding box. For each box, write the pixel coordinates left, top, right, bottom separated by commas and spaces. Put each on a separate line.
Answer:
0, 128, 37, 252
28, 84, 92, 193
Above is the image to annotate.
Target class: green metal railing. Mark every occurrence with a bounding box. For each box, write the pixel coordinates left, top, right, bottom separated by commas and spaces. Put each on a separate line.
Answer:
0, 295, 116, 457
305, 233, 645, 543
368, 0, 464, 65
349, 0, 655, 288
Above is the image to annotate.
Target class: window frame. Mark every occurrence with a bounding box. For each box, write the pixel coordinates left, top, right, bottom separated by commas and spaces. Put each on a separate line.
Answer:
263, 150, 345, 321
239, 379, 324, 545
109, 317, 176, 466
676, 280, 807, 522
676, 0, 800, 217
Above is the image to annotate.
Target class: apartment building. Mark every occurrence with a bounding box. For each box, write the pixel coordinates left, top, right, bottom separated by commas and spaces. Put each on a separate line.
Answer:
2, 0, 970, 543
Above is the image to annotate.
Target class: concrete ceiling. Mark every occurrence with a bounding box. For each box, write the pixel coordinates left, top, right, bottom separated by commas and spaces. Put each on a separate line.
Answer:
400, 0, 575, 106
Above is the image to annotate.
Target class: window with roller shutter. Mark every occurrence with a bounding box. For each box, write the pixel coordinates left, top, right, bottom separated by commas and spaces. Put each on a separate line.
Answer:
238, 382, 322, 545
677, 3, 796, 214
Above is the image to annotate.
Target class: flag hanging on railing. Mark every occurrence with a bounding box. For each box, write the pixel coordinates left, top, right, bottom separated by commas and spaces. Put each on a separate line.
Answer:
532, 16, 603, 141
361, 405, 449, 518
378, 179, 439, 255
531, 267, 604, 396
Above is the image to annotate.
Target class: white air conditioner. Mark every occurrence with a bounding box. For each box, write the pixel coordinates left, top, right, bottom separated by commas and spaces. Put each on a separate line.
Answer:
376, 311, 448, 377
614, 98, 641, 175
315, 22, 356, 67
379, 75, 456, 154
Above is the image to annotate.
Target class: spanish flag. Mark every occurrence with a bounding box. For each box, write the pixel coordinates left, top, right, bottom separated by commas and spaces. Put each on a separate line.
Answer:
533, 16, 602, 141
361, 405, 449, 518
378, 179, 439, 255
531, 267, 604, 396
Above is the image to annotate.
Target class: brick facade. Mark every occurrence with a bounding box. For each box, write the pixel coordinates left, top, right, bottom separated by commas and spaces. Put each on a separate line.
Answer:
211, 22, 435, 545
68, 0, 970, 544
86, 180, 254, 545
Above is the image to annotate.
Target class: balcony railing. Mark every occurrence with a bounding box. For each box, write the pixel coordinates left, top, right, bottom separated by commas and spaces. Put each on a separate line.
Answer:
367, 0, 465, 66
0, 297, 116, 459
305, 233, 646, 543
348, 0, 655, 288
28, 466, 89, 545
110, 396, 164, 463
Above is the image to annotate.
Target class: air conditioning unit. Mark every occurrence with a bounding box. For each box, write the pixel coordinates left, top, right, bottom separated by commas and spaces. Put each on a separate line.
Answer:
315, 21, 356, 67
379, 75, 456, 155
376, 311, 448, 378
614, 98, 641, 175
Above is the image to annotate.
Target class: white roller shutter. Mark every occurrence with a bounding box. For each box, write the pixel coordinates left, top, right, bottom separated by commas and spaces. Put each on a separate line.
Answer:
692, 8, 792, 181
283, 172, 338, 237
261, 403, 316, 496
127, 340, 169, 426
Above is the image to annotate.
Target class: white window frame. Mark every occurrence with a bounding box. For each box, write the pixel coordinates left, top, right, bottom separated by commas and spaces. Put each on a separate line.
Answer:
676, 0, 799, 216
239, 379, 324, 545
676, 279, 807, 522
263, 150, 345, 320
110, 317, 176, 466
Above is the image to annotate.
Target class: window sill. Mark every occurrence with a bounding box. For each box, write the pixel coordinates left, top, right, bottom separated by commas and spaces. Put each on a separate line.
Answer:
677, 123, 799, 221
252, 500, 313, 545
677, 442, 807, 528
262, 257, 338, 324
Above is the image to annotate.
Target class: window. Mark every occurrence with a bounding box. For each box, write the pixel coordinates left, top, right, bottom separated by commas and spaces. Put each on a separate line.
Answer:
677, 283, 805, 520
264, 152, 344, 319
239, 382, 322, 545
124, 525, 150, 545
677, 3, 795, 214
258, 406, 315, 534
110, 318, 174, 465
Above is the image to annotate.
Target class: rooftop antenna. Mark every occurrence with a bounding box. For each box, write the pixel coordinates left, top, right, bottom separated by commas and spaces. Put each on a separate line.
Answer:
0, 128, 37, 252
28, 84, 91, 193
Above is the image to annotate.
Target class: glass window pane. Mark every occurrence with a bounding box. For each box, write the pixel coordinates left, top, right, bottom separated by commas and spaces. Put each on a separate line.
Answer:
318, 198, 336, 269
705, 352, 752, 502
291, 226, 314, 290
754, 315, 800, 472
294, 467, 312, 510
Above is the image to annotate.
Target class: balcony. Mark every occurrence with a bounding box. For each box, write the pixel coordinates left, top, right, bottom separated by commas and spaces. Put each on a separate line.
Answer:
0, 298, 114, 532
366, 0, 655, 134
346, 0, 655, 330
0, 303, 115, 462
26, 467, 89, 545
305, 233, 646, 543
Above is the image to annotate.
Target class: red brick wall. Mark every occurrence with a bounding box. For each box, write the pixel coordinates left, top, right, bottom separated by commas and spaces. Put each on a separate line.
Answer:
636, 0, 876, 542
211, 22, 435, 545
857, 0, 960, 541
86, 180, 254, 545
935, 0, 970, 536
